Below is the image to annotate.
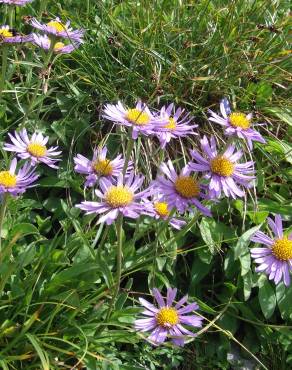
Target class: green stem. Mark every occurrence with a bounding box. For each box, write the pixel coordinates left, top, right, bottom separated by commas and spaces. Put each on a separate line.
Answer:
122, 134, 134, 178
3, 5, 8, 24
0, 46, 9, 98
22, 38, 56, 125
8, 6, 14, 28
106, 214, 123, 320
0, 193, 9, 256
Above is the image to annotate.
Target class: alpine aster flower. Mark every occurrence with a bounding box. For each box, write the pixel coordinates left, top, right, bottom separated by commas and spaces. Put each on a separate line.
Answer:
189, 136, 255, 199
76, 172, 150, 225
4, 129, 62, 169
32, 34, 81, 54
208, 98, 266, 149
142, 195, 186, 230
250, 214, 292, 286
29, 17, 84, 41
0, 25, 32, 44
74, 146, 130, 187
0, 158, 38, 196
153, 160, 212, 216
103, 101, 164, 140
154, 103, 197, 148
0, 0, 33, 5
135, 287, 203, 346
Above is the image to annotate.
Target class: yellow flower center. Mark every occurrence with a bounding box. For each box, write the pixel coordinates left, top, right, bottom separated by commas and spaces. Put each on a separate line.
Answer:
156, 307, 179, 327
272, 238, 292, 261
54, 42, 65, 51
163, 117, 176, 130
125, 109, 150, 126
92, 159, 113, 176
0, 171, 17, 188
210, 156, 234, 177
27, 143, 47, 158
154, 202, 170, 217
47, 21, 67, 33
229, 112, 251, 129
105, 186, 134, 208
174, 176, 200, 198
0, 29, 13, 38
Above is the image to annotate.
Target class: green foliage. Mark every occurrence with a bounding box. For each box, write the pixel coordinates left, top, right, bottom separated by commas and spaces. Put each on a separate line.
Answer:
0, 0, 291, 369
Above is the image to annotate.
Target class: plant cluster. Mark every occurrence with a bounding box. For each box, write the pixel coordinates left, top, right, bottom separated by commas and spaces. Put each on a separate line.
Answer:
0, 0, 291, 369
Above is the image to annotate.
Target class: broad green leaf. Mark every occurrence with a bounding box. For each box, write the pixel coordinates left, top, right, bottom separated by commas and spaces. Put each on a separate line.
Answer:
242, 270, 253, 301
258, 277, 276, 319
9, 223, 39, 239
190, 257, 212, 288
276, 282, 292, 320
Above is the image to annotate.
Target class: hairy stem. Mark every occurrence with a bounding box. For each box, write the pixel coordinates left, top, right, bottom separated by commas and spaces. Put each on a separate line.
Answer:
0, 193, 9, 255
106, 214, 123, 320
122, 134, 134, 178
22, 38, 56, 125
0, 46, 8, 98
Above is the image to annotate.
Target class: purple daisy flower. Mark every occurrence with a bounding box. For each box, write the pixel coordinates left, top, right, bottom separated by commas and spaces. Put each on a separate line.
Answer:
103, 101, 165, 140
250, 214, 292, 286
0, 0, 33, 5
76, 172, 150, 225
153, 160, 212, 216
0, 25, 32, 44
3, 129, 62, 169
189, 135, 255, 199
135, 287, 203, 346
29, 17, 84, 42
154, 103, 198, 148
142, 195, 186, 230
74, 146, 130, 187
0, 158, 38, 196
32, 34, 81, 54
208, 98, 266, 149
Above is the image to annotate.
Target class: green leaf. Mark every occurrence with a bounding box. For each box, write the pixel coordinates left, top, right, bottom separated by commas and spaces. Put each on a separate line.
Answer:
265, 107, 292, 126
38, 177, 68, 188
26, 334, 50, 370
258, 199, 292, 215
276, 282, 292, 320
258, 276, 276, 319
9, 223, 39, 239
190, 257, 212, 288
45, 263, 99, 292
242, 270, 253, 301
199, 218, 217, 254
234, 225, 261, 260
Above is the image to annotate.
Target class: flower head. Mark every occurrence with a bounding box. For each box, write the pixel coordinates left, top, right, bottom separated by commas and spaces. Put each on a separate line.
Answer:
250, 214, 292, 286
32, 34, 81, 54
4, 129, 61, 169
208, 98, 266, 149
142, 194, 186, 229
154, 103, 197, 148
0, 158, 38, 196
189, 135, 255, 199
135, 287, 203, 346
153, 160, 211, 216
0, 25, 32, 44
0, 0, 33, 5
103, 101, 164, 140
74, 146, 130, 187
29, 17, 84, 41
76, 172, 150, 225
